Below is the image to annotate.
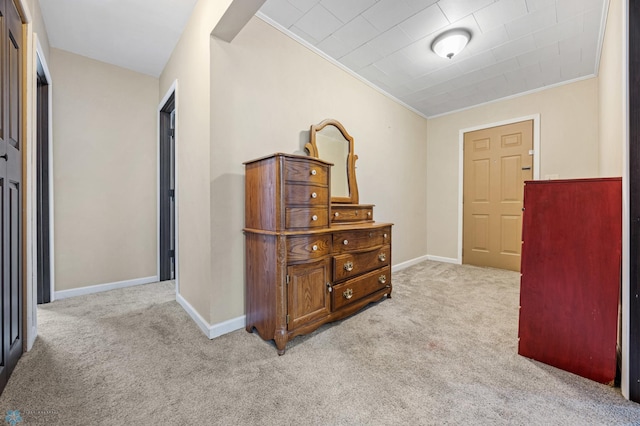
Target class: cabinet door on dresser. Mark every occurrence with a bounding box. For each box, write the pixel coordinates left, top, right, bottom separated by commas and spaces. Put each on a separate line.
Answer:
287, 258, 331, 330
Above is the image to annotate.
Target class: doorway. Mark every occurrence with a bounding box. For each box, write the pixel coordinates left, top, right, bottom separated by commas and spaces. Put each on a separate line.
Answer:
462, 119, 534, 271
36, 54, 52, 304
159, 92, 175, 282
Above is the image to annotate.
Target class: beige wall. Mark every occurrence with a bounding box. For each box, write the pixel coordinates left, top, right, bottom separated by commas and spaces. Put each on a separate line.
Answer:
159, 0, 233, 323
599, 0, 624, 177
160, 0, 429, 326
51, 48, 158, 291
426, 78, 600, 260
162, 2, 428, 326
162, 0, 620, 328
209, 16, 428, 323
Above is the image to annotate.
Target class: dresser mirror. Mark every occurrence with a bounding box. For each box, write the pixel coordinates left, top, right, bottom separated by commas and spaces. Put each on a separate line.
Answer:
306, 119, 359, 204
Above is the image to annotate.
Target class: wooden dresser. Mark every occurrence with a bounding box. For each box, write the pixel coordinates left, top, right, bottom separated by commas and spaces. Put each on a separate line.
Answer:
244, 153, 392, 354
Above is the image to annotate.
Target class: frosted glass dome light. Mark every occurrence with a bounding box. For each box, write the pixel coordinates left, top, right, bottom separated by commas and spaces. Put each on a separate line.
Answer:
431, 29, 471, 59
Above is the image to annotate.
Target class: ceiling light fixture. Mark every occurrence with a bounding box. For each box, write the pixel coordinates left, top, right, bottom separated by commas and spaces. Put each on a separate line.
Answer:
431, 29, 471, 59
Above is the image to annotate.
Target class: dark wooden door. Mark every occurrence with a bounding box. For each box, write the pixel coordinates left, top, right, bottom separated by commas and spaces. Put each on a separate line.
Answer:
0, 0, 23, 394
36, 59, 50, 304
159, 93, 175, 281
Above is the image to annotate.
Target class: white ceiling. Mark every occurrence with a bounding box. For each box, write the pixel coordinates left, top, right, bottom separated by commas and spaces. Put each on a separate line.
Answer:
38, 0, 608, 117
258, 0, 608, 117
38, 0, 199, 77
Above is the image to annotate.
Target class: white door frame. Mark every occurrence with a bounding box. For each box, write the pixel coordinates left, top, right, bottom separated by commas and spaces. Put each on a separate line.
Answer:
25, 33, 55, 351
36, 38, 55, 302
26, 33, 54, 350
157, 81, 179, 293
19, 0, 37, 352
621, 0, 630, 400
457, 114, 541, 264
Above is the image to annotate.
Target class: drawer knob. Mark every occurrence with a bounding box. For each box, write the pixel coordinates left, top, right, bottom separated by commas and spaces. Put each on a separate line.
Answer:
378, 275, 387, 284
312, 245, 318, 251
312, 215, 318, 221
343, 261, 354, 272
343, 288, 353, 300
378, 253, 386, 262
369, 232, 373, 237
311, 192, 317, 199
334, 212, 340, 217
343, 239, 349, 245
367, 211, 372, 217
311, 169, 317, 176
326, 282, 332, 293
383, 233, 388, 239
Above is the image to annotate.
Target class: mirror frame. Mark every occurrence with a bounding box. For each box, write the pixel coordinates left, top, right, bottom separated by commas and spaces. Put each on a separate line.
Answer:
305, 118, 359, 204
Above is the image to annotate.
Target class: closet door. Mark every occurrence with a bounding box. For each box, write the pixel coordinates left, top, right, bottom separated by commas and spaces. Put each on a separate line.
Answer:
0, 0, 22, 394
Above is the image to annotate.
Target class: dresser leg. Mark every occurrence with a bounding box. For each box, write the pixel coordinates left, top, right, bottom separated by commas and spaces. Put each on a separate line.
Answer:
275, 330, 287, 355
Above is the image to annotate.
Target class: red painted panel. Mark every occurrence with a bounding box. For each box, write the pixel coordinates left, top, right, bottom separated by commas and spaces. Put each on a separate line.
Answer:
518, 178, 621, 384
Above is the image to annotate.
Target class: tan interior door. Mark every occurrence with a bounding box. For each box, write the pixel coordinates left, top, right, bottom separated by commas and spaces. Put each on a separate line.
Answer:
463, 120, 533, 271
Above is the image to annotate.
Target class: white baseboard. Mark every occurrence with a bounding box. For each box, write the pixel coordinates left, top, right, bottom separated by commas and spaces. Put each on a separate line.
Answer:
54, 276, 158, 300
176, 292, 246, 339
209, 315, 246, 339
392, 255, 430, 272
391, 254, 462, 272
426, 255, 461, 264
175, 293, 211, 336
28, 325, 37, 351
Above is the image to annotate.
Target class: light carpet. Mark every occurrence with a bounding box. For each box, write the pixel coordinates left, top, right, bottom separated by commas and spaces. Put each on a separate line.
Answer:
1, 260, 639, 425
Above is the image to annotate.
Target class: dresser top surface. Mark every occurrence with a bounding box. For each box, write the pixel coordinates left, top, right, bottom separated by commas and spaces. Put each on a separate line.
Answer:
243, 152, 333, 167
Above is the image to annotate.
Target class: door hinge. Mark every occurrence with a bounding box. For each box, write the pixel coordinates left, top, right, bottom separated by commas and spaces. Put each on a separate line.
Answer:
169, 128, 175, 137
286, 314, 290, 325
168, 189, 175, 199
169, 249, 175, 258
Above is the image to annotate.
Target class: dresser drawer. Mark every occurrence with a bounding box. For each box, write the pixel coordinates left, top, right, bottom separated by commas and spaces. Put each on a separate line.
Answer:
285, 207, 329, 229
287, 235, 332, 262
333, 245, 390, 282
332, 226, 391, 253
284, 158, 329, 186
285, 184, 328, 206
332, 266, 391, 310
331, 205, 373, 223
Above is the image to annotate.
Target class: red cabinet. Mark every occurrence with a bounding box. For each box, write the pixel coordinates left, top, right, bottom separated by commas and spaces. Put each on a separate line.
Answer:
518, 178, 622, 384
